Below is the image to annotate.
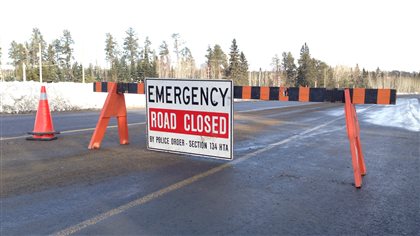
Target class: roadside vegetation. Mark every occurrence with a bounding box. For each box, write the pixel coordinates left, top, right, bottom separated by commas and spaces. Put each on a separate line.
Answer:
1, 28, 419, 93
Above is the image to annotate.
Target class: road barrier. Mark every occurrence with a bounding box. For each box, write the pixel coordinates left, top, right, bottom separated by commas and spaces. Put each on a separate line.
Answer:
27, 86, 60, 141
91, 81, 396, 188
344, 89, 367, 187
94, 82, 396, 104
233, 86, 396, 104
89, 83, 129, 149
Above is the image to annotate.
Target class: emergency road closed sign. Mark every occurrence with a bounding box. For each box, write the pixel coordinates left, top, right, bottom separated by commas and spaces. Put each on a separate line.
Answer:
145, 78, 233, 160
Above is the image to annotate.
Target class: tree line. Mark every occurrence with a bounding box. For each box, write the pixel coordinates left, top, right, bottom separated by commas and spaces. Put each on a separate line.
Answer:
5, 28, 105, 83
266, 43, 420, 93
103, 30, 249, 85
1, 28, 419, 92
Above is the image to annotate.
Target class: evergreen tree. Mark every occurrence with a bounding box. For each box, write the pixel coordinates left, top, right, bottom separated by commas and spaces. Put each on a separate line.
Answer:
8, 41, 27, 80
205, 46, 213, 78
324, 66, 335, 88
375, 67, 385, 88
171, 33, 185, 77
8, 41, 26, 67
213, 45, 227, 79
44, 43, 59, 82
158, 41, 170, 78
28, 28, 46, 66
362, 68, 368, 78
150, 55, 158, 78
172, 33, 181, 63
226, 39, 242, 85
352, 64, 365, 87
28, 28, 47, 81
138, 37, 157, 80
142, 37, 152, 61
180, 47, 195, 78
281, 52, 296, 86
271, 54, 281, 85
297, 43, 314, 86
105, 33, 118, 64
159, 41, 169, 57
123, 27, 139, 79
104, 33, 119, 81
71, 62, 83, 82
52, 39, 62, 61
61, 30, 74, 80
123, 27, 139, 64
205, 44, 227, 79
52, 39, 65, 81
118, 58, 130, 81
84, 63, 97, 82
312, 59, 329, 87
239, 51, 249, 85
141, 37, 152, 77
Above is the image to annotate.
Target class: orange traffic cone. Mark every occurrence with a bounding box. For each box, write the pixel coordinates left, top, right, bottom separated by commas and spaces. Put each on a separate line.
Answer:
27, 86, 60, 141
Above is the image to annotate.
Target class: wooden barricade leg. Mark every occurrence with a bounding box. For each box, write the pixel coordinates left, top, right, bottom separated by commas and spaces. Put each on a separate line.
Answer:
344, 89, 366, 188
353, 105, 366, 175
88, 82, 129, 149
117, 115, 129, 145
89, 117, 111, 149
348, 136, 362, 187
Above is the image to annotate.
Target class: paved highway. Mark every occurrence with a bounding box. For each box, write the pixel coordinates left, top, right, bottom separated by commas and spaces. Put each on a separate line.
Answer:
1, 99, 419, 235
1, 100, 305, 138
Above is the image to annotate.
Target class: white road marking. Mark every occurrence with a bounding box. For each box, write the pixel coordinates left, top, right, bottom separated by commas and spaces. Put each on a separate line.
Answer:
0, 135, 28, 141
53, 116, 343, 236
0, 122, 146, 141
237, 104, 304, 113
61, 122, 146, 134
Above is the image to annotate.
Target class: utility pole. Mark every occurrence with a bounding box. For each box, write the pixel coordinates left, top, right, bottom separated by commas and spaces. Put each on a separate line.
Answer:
38, 43, 42, 83
23, 63, 27, 81
82, 64, 85, 83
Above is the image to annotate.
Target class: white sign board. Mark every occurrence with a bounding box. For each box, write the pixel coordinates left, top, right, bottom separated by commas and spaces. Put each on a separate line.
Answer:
145, 78, 233, 160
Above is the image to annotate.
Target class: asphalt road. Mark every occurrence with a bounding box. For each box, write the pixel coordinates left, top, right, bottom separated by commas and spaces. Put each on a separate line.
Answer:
1, 100, 305, 138
1, 99, 419, 235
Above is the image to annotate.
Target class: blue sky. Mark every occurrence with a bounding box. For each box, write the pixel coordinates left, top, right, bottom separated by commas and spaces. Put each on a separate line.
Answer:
1, 0, 419, 71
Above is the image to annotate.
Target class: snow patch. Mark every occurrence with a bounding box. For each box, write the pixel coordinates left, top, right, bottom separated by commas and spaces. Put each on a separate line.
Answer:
326, 108, 344, 117
364, 98, 420, 132
326, 106, 372, 117
0, 81, 145, 114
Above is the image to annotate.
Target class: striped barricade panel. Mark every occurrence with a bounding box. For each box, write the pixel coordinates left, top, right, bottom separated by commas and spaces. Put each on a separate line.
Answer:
93, 82, 396, 104
93, 82, 145, 94
93, 81, 111, 93
232, 86, 396, 104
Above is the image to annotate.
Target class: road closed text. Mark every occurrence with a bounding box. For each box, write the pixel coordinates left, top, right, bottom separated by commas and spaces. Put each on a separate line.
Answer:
149, 108, 228, 139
